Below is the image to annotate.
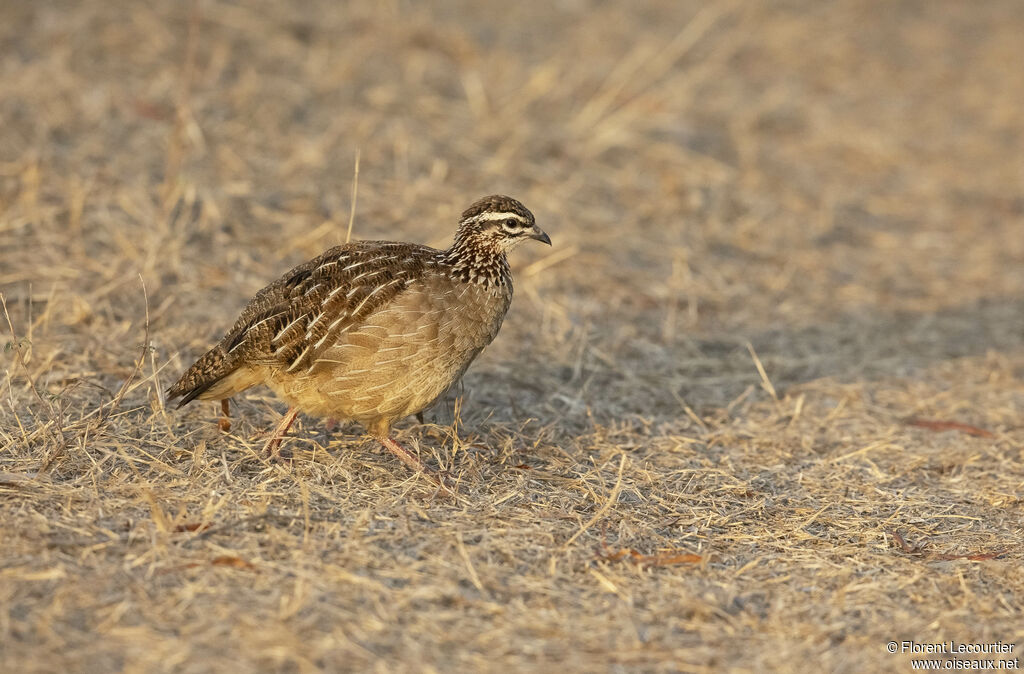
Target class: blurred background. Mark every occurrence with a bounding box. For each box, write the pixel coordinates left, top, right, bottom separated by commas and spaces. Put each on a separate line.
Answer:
3, 0, 1022, 407
2, 1, 1023, 671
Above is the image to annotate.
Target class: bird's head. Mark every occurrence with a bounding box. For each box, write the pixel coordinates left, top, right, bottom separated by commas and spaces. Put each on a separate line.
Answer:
454, 195, 551, 253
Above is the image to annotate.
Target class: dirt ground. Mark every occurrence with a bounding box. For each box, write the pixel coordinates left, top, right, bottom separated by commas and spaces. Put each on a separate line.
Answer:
2, 1, 1023, 672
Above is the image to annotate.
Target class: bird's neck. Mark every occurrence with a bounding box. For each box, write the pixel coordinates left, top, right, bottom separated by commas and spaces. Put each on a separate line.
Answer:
443, 233, 512, 288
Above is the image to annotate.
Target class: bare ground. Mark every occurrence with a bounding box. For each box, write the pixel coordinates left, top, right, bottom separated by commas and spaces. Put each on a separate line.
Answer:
2, 1, 1023, 672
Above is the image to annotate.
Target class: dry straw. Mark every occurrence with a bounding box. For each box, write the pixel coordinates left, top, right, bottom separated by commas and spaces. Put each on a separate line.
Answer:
2, 1, 1023, 671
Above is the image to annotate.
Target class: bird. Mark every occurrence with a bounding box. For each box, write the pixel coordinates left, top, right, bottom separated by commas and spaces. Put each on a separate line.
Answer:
166, 194, 550, 474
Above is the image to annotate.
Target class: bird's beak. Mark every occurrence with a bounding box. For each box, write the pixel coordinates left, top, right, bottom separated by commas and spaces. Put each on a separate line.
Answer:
529, 225, 552, 246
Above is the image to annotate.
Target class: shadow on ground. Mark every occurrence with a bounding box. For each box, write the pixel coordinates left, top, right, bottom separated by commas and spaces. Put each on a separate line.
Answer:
485, 295, 1024, 429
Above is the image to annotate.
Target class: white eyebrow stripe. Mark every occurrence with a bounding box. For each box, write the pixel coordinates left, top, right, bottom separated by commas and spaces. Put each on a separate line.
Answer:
473, 212, 529, 222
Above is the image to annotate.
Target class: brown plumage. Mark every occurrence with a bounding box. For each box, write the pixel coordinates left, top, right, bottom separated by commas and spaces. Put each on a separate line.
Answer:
167, 195, 550, 473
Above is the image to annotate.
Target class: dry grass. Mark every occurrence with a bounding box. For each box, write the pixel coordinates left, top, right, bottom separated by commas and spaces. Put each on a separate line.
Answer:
3, 1, 1024, 672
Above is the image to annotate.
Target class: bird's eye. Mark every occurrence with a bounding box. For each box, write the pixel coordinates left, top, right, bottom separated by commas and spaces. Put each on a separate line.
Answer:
503, 218, 521, 232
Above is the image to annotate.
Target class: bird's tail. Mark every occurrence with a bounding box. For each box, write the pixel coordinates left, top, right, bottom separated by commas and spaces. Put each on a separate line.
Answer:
166, 346, 252, 408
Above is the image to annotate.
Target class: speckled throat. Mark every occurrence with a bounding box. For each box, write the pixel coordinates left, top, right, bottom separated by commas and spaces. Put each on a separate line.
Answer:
442, 234, 513, 288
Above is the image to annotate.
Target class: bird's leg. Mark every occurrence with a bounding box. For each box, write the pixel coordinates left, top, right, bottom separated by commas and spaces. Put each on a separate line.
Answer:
325, 418, 339, 432
378, 435, 430, 474
218, 399, 231, 432
263, 407, 300, 459
378, 435, 458, 497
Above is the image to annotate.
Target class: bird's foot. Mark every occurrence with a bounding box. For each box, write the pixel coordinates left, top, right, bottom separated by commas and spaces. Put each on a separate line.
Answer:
379, 435, 457, 496
262, 407, 300, 462
267, 447, 294, 463
379, 435, 429, 473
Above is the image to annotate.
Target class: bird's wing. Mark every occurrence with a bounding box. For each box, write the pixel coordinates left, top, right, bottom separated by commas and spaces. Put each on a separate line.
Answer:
221, 241, 433, 374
